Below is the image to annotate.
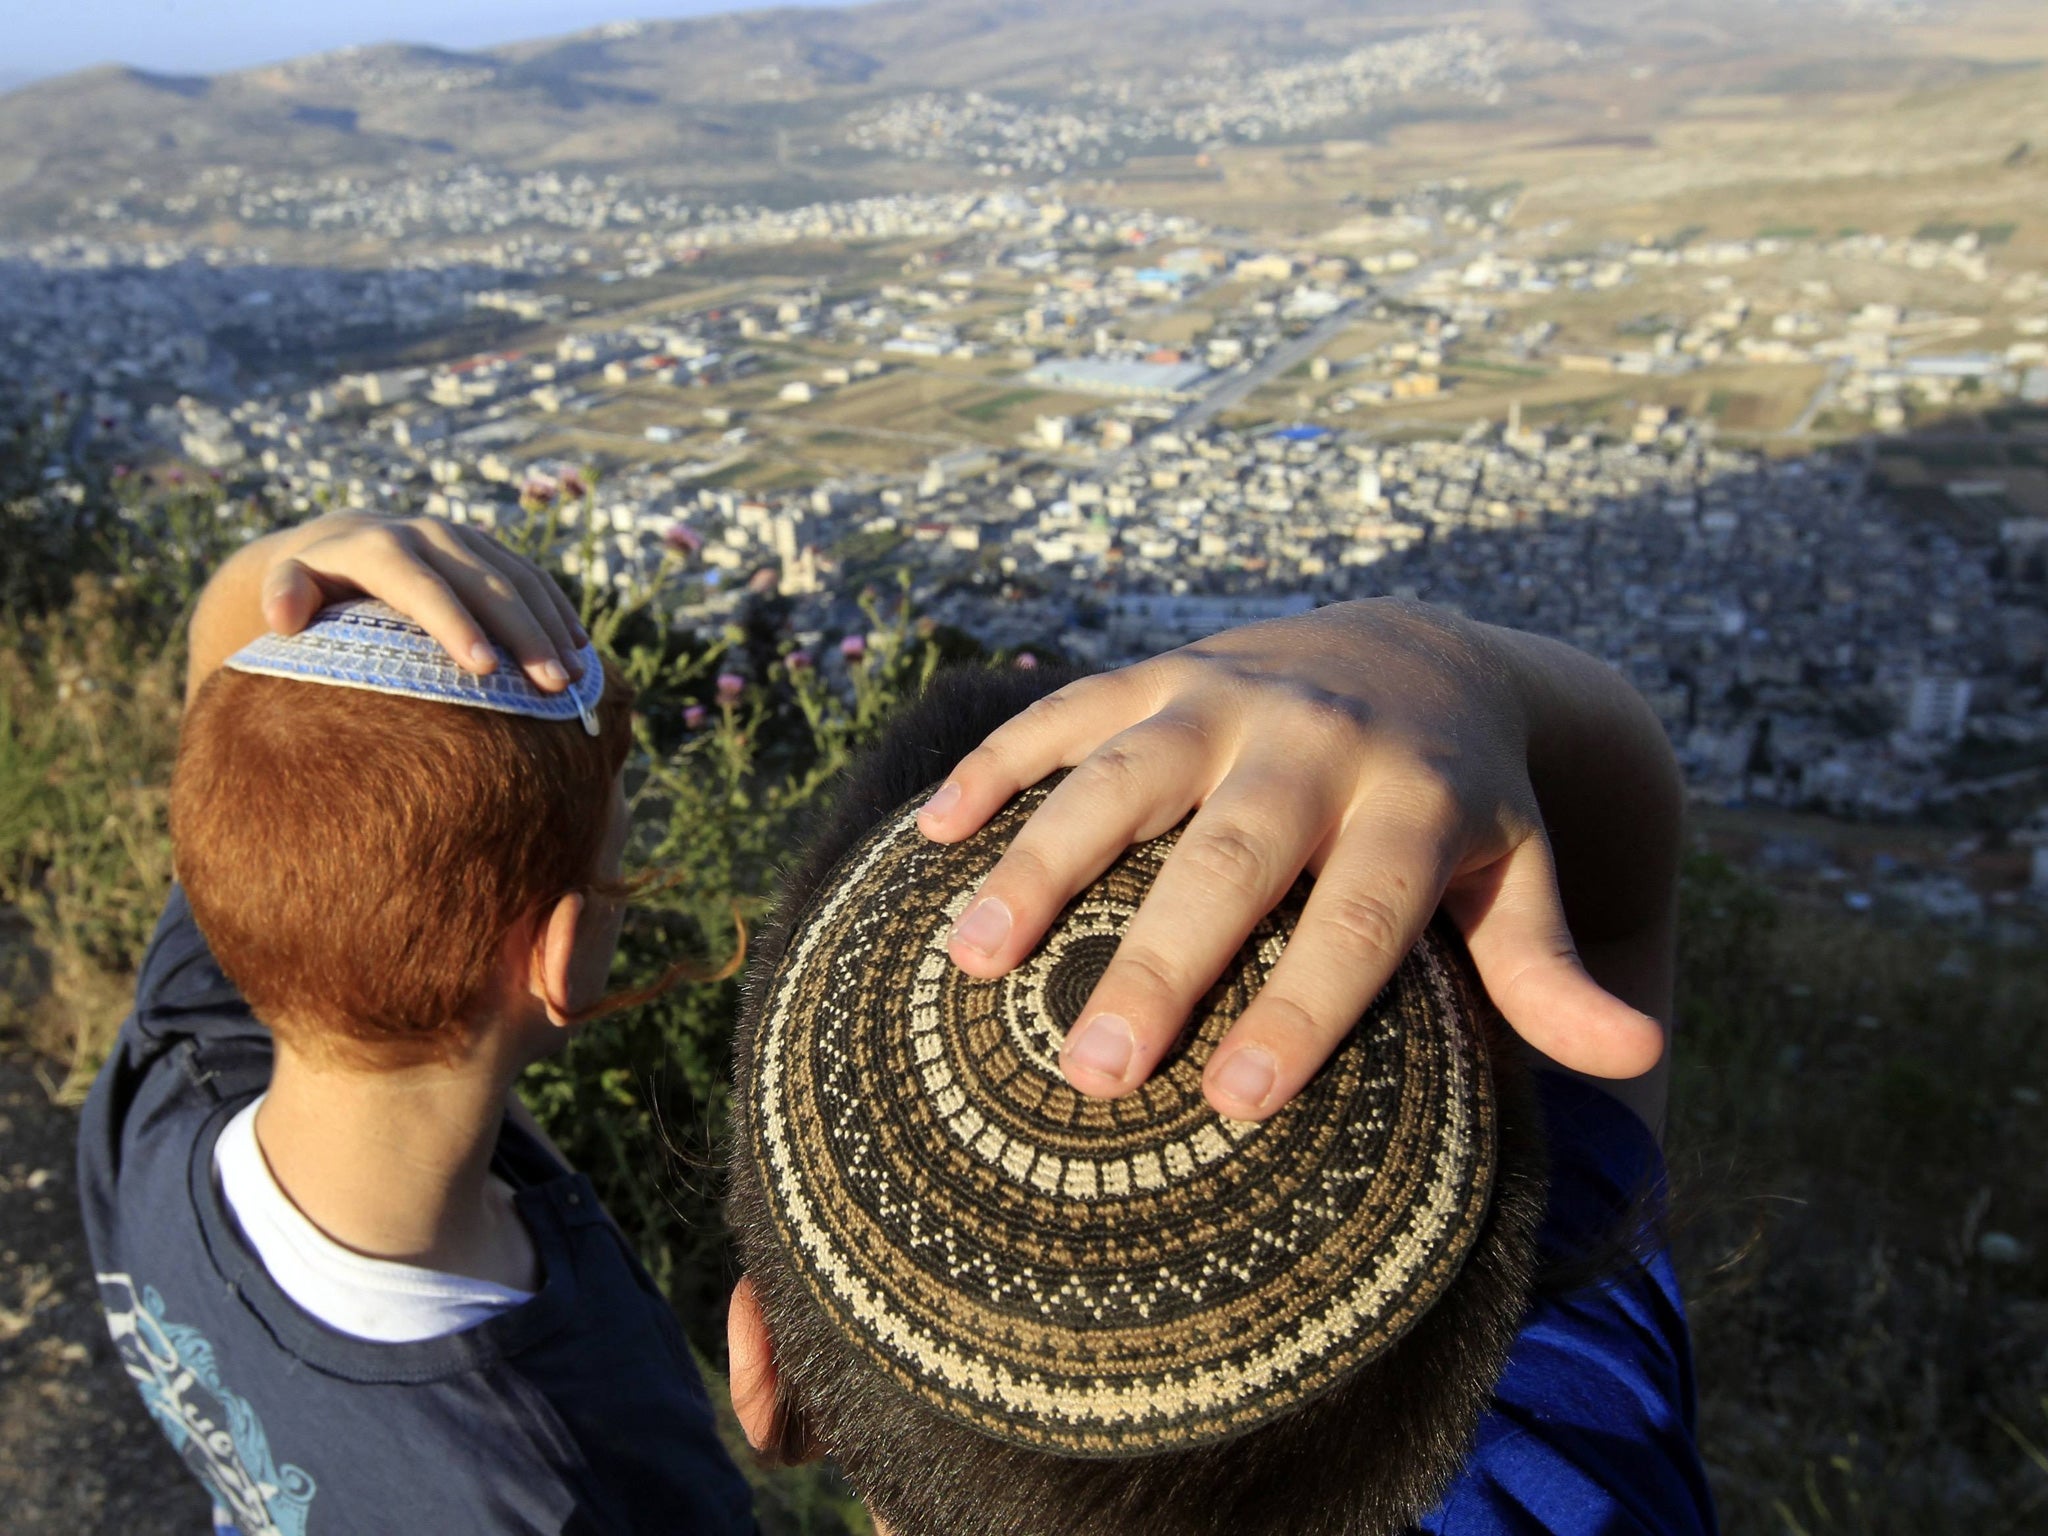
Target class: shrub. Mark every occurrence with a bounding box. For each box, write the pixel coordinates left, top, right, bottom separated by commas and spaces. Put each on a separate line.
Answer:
1, 415, 277, 1092
1668, 853, 2048, 1532
518, 563, 945, 1360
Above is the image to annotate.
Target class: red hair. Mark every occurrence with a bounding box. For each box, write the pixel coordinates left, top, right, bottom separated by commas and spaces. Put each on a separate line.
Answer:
172, 657, 641, 1068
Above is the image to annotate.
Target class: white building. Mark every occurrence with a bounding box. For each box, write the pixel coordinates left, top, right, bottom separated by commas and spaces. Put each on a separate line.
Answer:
1906, 676, 1972, 740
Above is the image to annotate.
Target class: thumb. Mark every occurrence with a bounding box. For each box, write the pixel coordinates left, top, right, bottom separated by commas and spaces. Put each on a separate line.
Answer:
1444, 836, 1665, 1080
259, 558, 327, 636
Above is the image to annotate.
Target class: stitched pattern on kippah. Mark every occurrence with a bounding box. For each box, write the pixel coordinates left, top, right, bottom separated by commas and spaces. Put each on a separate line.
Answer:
750, 777, 1498, 1455
225, 599, 604, 724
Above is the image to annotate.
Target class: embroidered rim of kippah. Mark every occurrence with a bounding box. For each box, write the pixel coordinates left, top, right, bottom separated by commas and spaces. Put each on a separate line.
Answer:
224, 598, 604, 734
748, 776, 1500, 1456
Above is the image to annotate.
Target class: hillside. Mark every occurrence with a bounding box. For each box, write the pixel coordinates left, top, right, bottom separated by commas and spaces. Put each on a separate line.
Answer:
0, 1, 1479, 222
1, 0, 2027, 236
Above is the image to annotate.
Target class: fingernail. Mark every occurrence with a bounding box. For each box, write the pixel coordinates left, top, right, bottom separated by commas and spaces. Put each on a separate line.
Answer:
1212, 1048, 1277, 1112
467, 641, 497, 672
951, 896, 1011, 957
920, 781, 961, 821
1064, 1014, 1134, 1081
538, 659, 569, 690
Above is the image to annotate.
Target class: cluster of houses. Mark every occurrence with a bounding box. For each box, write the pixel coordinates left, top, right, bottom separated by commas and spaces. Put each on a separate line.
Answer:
14, 150, 2048, 917
844, 28, 1504, 176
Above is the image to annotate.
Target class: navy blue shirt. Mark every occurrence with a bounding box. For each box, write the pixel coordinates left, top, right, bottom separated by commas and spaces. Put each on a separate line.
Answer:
77, 888, 757, 1536
1420, 1074, 1719, 1534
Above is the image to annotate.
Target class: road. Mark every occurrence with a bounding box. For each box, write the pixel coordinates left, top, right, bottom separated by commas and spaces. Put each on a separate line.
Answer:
1161, 247, 1472, 438
1780, 357, 1852, 438
1166, 299, 1362, 436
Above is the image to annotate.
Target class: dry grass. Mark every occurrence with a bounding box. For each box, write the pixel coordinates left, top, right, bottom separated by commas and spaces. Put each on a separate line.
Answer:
0, 574, 186, 1102
1100, 28, 2048, 266
1668, 854, 2048, 1532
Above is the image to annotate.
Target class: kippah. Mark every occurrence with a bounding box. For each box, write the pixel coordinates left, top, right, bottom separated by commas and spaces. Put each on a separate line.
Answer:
225, 598, 604, 734
748, 776, 1500, 1456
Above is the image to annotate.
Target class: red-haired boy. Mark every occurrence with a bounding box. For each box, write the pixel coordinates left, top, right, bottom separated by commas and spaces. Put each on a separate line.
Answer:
77, 514, 755, 1534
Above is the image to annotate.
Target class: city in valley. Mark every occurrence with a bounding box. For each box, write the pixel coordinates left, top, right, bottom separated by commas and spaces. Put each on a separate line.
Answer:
7, 0, 2048, 924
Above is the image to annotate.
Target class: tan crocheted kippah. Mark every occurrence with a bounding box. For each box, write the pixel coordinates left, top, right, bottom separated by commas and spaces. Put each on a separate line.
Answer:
746, 777, 1500, 1455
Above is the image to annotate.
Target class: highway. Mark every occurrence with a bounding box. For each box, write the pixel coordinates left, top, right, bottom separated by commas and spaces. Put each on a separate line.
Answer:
1781, 357, 1852, 439
1162, 246, 1468, 437
1166, 299, 1362, 436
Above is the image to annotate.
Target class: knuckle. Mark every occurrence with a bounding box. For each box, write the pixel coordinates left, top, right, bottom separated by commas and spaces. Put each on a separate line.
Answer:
1503, 791, 1547, 841
953, 740, 1011, 787
1136, 708, 1214, 755
1246, 989, 1324, 1045
1017, 687, 1075, 734
1027, 674, 1107, 727
1361, 593, 1426, 625
988, 838, 1058, 897
1179, 821, 1273, 892
1078, 740, 1147, 801
1383, 770, 1461, 832
1104, 942, 1181, 1000
1292, 688, 1372, 744
1053, 670, 1108, 703
401, 515, 456, 550
1315, 888, 1408, 960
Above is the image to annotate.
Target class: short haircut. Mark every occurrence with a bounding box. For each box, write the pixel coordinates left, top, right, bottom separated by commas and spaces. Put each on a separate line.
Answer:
171, 654, 635, 1068
727, 666, 1548, 1536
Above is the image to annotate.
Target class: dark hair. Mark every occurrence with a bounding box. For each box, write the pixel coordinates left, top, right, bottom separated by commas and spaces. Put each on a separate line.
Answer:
727, 666, 1547, 1536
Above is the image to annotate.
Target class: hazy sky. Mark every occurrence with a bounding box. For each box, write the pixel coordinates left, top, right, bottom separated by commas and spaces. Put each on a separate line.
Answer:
6, 0, 865, 88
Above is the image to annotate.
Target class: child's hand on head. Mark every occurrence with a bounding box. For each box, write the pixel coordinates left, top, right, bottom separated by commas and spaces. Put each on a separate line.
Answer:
917, 598, 1668, 1121
258, 514, 588, 692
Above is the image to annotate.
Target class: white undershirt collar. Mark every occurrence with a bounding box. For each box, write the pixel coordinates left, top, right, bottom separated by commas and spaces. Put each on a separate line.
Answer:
213, 1095, 535, 1344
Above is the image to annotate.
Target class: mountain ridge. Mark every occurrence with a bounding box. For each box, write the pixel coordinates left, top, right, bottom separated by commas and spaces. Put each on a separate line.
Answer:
0, 0, 1996, 238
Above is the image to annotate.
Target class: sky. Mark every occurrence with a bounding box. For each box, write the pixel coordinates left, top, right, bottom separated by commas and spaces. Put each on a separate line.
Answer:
4, 0, 865, 90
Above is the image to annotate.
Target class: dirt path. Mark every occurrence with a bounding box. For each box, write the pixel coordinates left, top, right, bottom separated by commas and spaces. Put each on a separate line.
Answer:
0, 1051, 209, 1534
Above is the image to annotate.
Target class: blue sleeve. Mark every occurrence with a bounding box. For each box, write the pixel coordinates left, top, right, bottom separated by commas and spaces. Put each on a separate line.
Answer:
131, 885, 264, 1049
1419, 1075, 1718, 1535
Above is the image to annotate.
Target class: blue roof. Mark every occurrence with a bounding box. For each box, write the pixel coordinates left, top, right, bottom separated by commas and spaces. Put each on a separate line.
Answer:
1272, 424, 1333, 442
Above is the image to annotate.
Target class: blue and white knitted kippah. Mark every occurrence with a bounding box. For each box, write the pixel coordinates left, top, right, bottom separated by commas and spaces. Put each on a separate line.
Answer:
225, 599, 604, 735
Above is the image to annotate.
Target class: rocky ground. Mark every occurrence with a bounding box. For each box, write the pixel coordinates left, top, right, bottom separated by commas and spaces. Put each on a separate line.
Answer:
0, 1050, 209, 1534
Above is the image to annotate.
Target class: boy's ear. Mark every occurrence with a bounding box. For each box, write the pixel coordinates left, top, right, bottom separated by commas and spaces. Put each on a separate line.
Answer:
728, 1276, 822, 1465
533, 892, 587, 1028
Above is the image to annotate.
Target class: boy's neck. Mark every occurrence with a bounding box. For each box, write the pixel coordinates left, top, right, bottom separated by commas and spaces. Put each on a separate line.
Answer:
255, 1032, 540, 1291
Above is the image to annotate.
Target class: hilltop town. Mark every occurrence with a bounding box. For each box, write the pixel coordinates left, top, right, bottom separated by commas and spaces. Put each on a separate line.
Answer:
5, 0, 2048, 925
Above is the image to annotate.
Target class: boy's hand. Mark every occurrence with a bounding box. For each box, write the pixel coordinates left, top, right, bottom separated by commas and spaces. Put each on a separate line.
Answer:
188, 513, 587, 704
917, 600, 1678, 1123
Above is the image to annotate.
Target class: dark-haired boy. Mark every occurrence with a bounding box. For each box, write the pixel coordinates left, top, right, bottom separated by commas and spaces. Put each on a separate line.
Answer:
78, 514, 755, 1534
726, 605, 1717, 1535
